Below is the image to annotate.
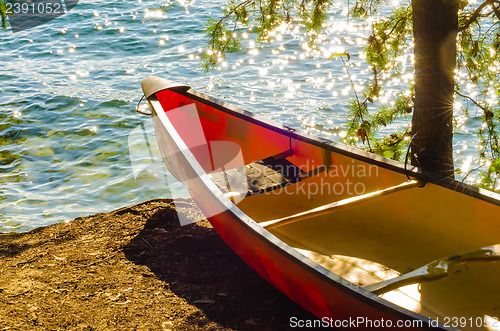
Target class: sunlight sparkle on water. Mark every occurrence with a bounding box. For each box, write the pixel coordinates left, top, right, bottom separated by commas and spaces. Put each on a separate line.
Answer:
144, 8, 166, 19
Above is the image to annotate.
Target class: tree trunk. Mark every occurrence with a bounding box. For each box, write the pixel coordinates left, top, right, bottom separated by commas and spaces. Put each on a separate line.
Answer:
411, 0, 458, 178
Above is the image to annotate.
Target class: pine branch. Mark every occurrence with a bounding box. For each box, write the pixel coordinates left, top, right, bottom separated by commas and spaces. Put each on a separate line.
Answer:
0, 0, 8, 30
492, 2, 500, 20
384, 15, 407, 40
455, 89, 492, 119
459, 0, 500, 32
339, 55, 373, 151
203, 0, 253, 69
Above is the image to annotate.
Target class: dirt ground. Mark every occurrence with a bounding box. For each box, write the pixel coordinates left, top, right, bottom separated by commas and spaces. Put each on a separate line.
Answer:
0, 199, 317, 330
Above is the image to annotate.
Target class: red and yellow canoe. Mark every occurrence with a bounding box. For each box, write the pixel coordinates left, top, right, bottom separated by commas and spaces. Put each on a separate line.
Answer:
141, 76, 500, 330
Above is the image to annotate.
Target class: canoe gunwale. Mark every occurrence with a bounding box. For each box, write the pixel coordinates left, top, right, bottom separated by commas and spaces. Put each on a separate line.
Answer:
143, 79, 450, 329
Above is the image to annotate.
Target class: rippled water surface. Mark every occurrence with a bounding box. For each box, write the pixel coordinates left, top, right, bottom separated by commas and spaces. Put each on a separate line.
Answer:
0, 0, 482, 231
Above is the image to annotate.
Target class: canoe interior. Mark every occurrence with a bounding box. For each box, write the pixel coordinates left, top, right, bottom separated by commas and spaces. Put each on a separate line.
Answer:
155, 89, 500, 329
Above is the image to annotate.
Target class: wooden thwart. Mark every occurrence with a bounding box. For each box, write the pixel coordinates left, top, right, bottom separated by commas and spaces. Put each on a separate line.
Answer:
261, 180, 419, 230
363, 244, 500, 295
211, 155, 305, 197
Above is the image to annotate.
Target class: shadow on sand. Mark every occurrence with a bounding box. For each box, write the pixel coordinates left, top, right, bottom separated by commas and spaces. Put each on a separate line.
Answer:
122, 199, 316, 330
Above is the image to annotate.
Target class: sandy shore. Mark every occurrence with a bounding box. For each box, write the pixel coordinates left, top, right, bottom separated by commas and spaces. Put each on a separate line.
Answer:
0, 199, 315, 330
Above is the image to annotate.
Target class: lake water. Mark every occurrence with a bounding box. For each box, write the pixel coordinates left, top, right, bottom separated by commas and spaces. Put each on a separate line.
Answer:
0, 0, 483, 231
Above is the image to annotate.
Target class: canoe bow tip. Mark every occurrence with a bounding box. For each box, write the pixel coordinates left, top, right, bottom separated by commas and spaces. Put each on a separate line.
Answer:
141, 76, 191, 98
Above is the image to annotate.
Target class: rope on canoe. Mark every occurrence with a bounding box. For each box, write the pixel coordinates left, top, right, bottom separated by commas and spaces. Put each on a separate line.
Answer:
136, 94, 152, 116
405, 134, 427, 187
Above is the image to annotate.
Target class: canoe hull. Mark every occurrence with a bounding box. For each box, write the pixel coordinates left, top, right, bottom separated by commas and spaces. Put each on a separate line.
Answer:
143, 76, 500, 329
145, 78, 435, 328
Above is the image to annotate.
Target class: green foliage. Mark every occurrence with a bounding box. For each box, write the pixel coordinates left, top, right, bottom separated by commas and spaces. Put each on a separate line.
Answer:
309, 0, 330, 32
203, 16, 244, 68
371, 130, 410, 160
205, 0, 500, 191
0, 0, 8, 30
453, 1, 500, 189
202, 0, 334, 69
340, 2, 413, 162
330, 46, 412, 161
364, 5, 412, 76
477, 108, 500, 189
352, 0, 382, 18
342, 62, 413, 162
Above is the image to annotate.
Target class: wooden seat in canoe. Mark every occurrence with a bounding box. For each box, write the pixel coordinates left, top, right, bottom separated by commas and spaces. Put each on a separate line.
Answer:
261, 179, 420, 229
209, 152, 307, 197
